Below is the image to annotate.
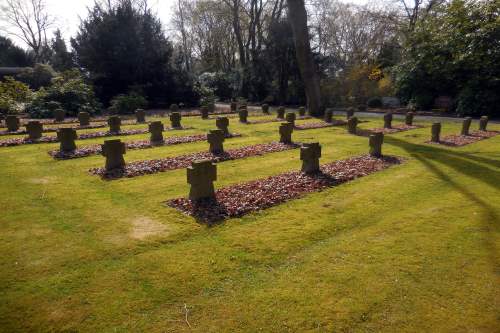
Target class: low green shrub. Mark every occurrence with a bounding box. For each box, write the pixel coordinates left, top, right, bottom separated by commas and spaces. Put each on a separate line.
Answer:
367, 97, 382, 108
108, 93, 148, 114
25, 70, 100, 118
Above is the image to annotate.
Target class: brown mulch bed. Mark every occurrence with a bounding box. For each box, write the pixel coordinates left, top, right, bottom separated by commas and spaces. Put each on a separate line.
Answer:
370, 124, 423, 134
167, 155, 403, 223
294, 120, 346, 130
49, 133, 241, 160
0, 128, 150, 148
246, 118, 282, 125
0, 123, 108, 136
426, 130, 499, 147
0, 136, 59, 147
89, 142, 299, 179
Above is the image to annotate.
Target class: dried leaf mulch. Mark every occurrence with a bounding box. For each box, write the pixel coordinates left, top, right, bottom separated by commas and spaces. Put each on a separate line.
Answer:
370, 124, 423, 134
167, 154, 403, 223
0, 128, 150, 148
294, 120, 346, 130
0, 123, 108, 136
49, 133, 241, 160
0, 136, 59, 147
89, 141, 299, 180
426, 130, 499, 147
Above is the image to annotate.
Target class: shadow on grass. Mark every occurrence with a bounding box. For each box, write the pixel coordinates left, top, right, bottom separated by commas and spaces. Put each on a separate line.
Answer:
386, 136, 499, 269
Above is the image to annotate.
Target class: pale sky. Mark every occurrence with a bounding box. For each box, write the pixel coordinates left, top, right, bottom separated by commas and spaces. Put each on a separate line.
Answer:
3, 0, 371, 49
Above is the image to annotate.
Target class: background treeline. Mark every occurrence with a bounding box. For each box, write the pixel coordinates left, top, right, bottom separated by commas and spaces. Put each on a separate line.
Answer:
169, 0, 499, 115
0, 0, 499, 117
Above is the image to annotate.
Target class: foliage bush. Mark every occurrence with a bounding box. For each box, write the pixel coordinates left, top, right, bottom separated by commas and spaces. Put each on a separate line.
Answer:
367, 97, 382, 108
25, 70, 100, 118
16, 63, 55, 89
394, 0, 500, 115
199, 72, 234, 101
0, 77, 32, 115
108, 93, 148, 114
194, 83, 216, 108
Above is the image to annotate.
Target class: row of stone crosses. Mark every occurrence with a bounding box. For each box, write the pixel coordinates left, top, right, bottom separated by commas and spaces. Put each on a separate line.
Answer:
2, 104, 490, 158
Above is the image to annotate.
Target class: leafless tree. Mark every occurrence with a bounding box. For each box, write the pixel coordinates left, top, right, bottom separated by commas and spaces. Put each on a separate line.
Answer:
396, 0, 447, 32
0, 0, 54, 61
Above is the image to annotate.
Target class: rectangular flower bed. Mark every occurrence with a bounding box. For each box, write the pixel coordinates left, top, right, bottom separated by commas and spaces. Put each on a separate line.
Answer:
294, 120, 346, 130
49, 133, 241, 160
167, 155, 402, 223
0, 123, 108, 137
370, 124, 423, 134
427, 130, 499, 147
0, 128, 150, 147
89, 142, 299, 180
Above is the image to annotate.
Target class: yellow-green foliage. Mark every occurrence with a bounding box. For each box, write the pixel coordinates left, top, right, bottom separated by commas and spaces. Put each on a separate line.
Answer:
0, 76, 32, 114
0, 111, 498, 332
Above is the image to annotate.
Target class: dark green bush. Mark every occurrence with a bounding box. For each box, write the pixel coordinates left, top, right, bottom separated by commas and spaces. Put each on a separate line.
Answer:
16, 64, 55, 89
108, 93, 147, 114
367, 97, 383, 108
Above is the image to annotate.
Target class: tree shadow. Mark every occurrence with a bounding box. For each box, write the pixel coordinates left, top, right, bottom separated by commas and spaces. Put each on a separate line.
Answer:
387, 136, 500, 190
386, 136, 499, 269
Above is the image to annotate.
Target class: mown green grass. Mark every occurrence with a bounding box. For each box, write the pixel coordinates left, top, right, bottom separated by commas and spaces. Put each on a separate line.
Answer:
0, 112, 498, 332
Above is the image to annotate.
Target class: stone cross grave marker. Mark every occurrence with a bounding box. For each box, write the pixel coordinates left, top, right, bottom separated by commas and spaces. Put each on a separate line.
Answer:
135, 109, 146, 123
216, 117, 230, 137
277, 106, 285, 119
262, 104, 269, 114
238, 107, 248, 123
300, 142, 321, 174
187, 160, 217, 201
102, 139, 126, 170
149, 121, 164, 144
431, 122, 441, 143
54, 109, 65, 123
26, 121, 43, 141
201, 106, 209, 119
207, 129, 225, 154
383, 112, 393, 129
78, 112, 90, 126
369, 132, 384, 157
461, 117, 472, 136
347, 116, 358, 134
479, 116, 488, 131
170, 112, 182, 129
108, 116, 121, 133
405, 112, 414, 126
279, 122, 293, 144
5, 115, 20, 132
285, 112, 296, 127
57, 128, 77, 151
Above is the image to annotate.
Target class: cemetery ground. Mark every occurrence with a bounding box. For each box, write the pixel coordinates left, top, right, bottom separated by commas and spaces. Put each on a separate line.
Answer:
0, 111, 499, 332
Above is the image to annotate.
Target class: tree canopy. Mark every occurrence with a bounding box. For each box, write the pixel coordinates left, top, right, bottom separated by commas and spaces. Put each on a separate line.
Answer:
71, 0, 196, 106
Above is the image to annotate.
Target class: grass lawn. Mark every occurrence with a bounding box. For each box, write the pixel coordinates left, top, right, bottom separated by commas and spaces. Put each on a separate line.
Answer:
0, 111, 499, 332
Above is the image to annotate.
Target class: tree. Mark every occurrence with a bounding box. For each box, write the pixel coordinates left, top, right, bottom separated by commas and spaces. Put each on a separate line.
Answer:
287, 0, 323, 115
0, 0, 53, 62
71, 0, 193, 106
0, 35, 34, 67
394, 0, 500, 115
50, 30, 73, 71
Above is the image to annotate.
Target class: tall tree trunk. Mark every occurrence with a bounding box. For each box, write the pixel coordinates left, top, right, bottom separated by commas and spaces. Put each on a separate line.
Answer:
287, 0, 324, 116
